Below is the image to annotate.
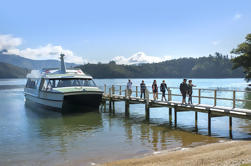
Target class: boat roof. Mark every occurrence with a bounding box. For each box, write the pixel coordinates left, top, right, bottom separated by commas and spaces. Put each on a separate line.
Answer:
27, 68, 93, 79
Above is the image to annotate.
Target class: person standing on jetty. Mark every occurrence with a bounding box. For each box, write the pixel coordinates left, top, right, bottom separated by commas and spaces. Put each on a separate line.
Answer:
140, 80, 146, 99
127, 79, 132, 98
152, 80, 158, 100
188, 80, 196, 104
180, 79, 188, 104
160, 80, 168, 101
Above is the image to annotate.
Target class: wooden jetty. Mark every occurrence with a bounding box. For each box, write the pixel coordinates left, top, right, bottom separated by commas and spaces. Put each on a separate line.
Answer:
101, 85, 251, 138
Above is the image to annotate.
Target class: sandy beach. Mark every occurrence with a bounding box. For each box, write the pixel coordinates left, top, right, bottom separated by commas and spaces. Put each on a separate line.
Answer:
101, 141, 251, 166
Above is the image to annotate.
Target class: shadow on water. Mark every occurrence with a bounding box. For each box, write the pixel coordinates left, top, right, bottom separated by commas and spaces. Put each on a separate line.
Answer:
101, 110, 220, 152
100, 98, 251, 147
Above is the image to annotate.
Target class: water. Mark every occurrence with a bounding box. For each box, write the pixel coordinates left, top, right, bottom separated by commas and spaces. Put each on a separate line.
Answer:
0, 78, 251, 166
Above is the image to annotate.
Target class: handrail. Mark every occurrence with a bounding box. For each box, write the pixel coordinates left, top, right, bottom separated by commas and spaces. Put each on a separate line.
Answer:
104, 85, 251, 109
105, 85, 251, 93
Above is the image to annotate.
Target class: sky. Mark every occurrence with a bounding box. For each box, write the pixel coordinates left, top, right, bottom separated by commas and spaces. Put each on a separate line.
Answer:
0, 0, 251, 64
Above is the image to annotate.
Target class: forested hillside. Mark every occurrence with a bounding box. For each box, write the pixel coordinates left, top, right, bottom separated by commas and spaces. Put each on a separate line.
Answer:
0, 62, 29, 78
0, 52, 244, 78
79, 53, 244, 78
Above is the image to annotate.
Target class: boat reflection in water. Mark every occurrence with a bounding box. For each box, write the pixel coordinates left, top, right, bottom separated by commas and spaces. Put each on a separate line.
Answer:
25, 104, 103, 133
24, 104, 103, 155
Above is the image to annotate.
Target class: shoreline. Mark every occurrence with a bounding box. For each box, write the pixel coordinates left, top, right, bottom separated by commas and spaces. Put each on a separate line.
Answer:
100, 140, 251, 166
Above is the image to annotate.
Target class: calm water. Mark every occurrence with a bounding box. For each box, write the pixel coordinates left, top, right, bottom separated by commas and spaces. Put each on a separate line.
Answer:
0, 78, 251, 166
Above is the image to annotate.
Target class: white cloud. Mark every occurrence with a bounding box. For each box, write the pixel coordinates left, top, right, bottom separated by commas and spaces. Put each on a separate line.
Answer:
0, 34, 22, 50
0, 34, 85, 64
6, 44, 86, 64
233, 13, 242, 20
112, 52, 172, 65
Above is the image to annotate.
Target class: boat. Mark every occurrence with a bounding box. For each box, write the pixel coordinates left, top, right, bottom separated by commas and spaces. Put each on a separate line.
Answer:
24, 54, 103, 112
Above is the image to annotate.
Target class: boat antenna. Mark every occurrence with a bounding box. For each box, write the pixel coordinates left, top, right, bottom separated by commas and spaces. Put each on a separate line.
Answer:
60, 53, 66, 73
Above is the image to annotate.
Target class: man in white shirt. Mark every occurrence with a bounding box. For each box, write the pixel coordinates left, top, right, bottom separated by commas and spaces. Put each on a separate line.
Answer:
127, 79, 132, 98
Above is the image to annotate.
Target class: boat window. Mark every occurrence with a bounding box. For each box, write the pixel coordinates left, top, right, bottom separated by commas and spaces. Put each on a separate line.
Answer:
26, 78, 39, 89
50, 79, 97, 88
82, 79, 96, 87
41, 79, 53, 91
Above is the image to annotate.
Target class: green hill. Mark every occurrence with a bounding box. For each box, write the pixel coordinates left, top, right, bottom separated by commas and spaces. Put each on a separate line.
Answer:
0, 62, 29, 78
78, 53, 244, 78
0, 51, 76, 69
0, 52, 245, 79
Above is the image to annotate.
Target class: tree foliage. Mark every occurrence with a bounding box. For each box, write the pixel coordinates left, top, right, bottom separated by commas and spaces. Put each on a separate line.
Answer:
0, 62, 29, 78
231, 33, 251, 82
77, 53, 244, 78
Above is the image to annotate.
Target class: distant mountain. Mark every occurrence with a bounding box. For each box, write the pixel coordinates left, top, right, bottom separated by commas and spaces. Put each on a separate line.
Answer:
0, 62, 29, 78
0, 52, 77, 69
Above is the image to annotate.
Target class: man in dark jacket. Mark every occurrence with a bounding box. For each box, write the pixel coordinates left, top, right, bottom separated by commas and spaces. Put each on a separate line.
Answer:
140, 80, 146, 99
180, 79, 188, 104
160, 80, 168, 101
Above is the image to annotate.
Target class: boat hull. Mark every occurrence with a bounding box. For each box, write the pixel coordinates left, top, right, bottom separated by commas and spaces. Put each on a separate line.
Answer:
64, 93, 102, 107
24, 91, 103, 112
25, 97, 62, 112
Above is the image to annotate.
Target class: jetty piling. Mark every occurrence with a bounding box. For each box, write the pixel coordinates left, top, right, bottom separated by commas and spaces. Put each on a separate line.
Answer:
229, 116, 233, 139
101, 85, 251, 138
145, 89, 150, 120
169, 108, 172, 125
174, 107, 177, 127
208, 109, 211, 136
195, 111, 198, 131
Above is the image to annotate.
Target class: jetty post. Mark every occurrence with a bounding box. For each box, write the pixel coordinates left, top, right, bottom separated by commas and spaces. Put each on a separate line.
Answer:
229, 90, 235, 138
174, 106, 177, 127
196, 89, 200, 131
104, 84, 106, 95
168, 88, 172, 125
125, 89, 130, 117
112, 85, 115, 113
229, 116, 233, 139
136, 86, 138, 97
102, 84, 107, 112
195, 111, 198, 131
214, 90, 217, 106
198, 89, 201, 104
233, 90, 236, 108
145, 89, 150, 120
208, 108, 211, 136
109, 88, 112, 112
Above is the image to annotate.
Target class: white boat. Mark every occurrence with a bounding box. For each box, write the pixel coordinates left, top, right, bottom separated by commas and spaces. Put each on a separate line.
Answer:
24, 54, 103, 112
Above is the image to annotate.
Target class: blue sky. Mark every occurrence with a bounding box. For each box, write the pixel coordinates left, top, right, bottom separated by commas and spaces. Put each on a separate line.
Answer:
0, 0, 251, 64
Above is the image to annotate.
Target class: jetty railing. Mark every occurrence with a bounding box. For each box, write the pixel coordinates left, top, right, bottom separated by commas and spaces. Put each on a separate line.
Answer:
102, 84, 251, 109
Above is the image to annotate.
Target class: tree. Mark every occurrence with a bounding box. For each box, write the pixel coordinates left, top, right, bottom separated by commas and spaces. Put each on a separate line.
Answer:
77, 54, 243, 78
108, 60, 116, 65
231, 33, 251, 82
